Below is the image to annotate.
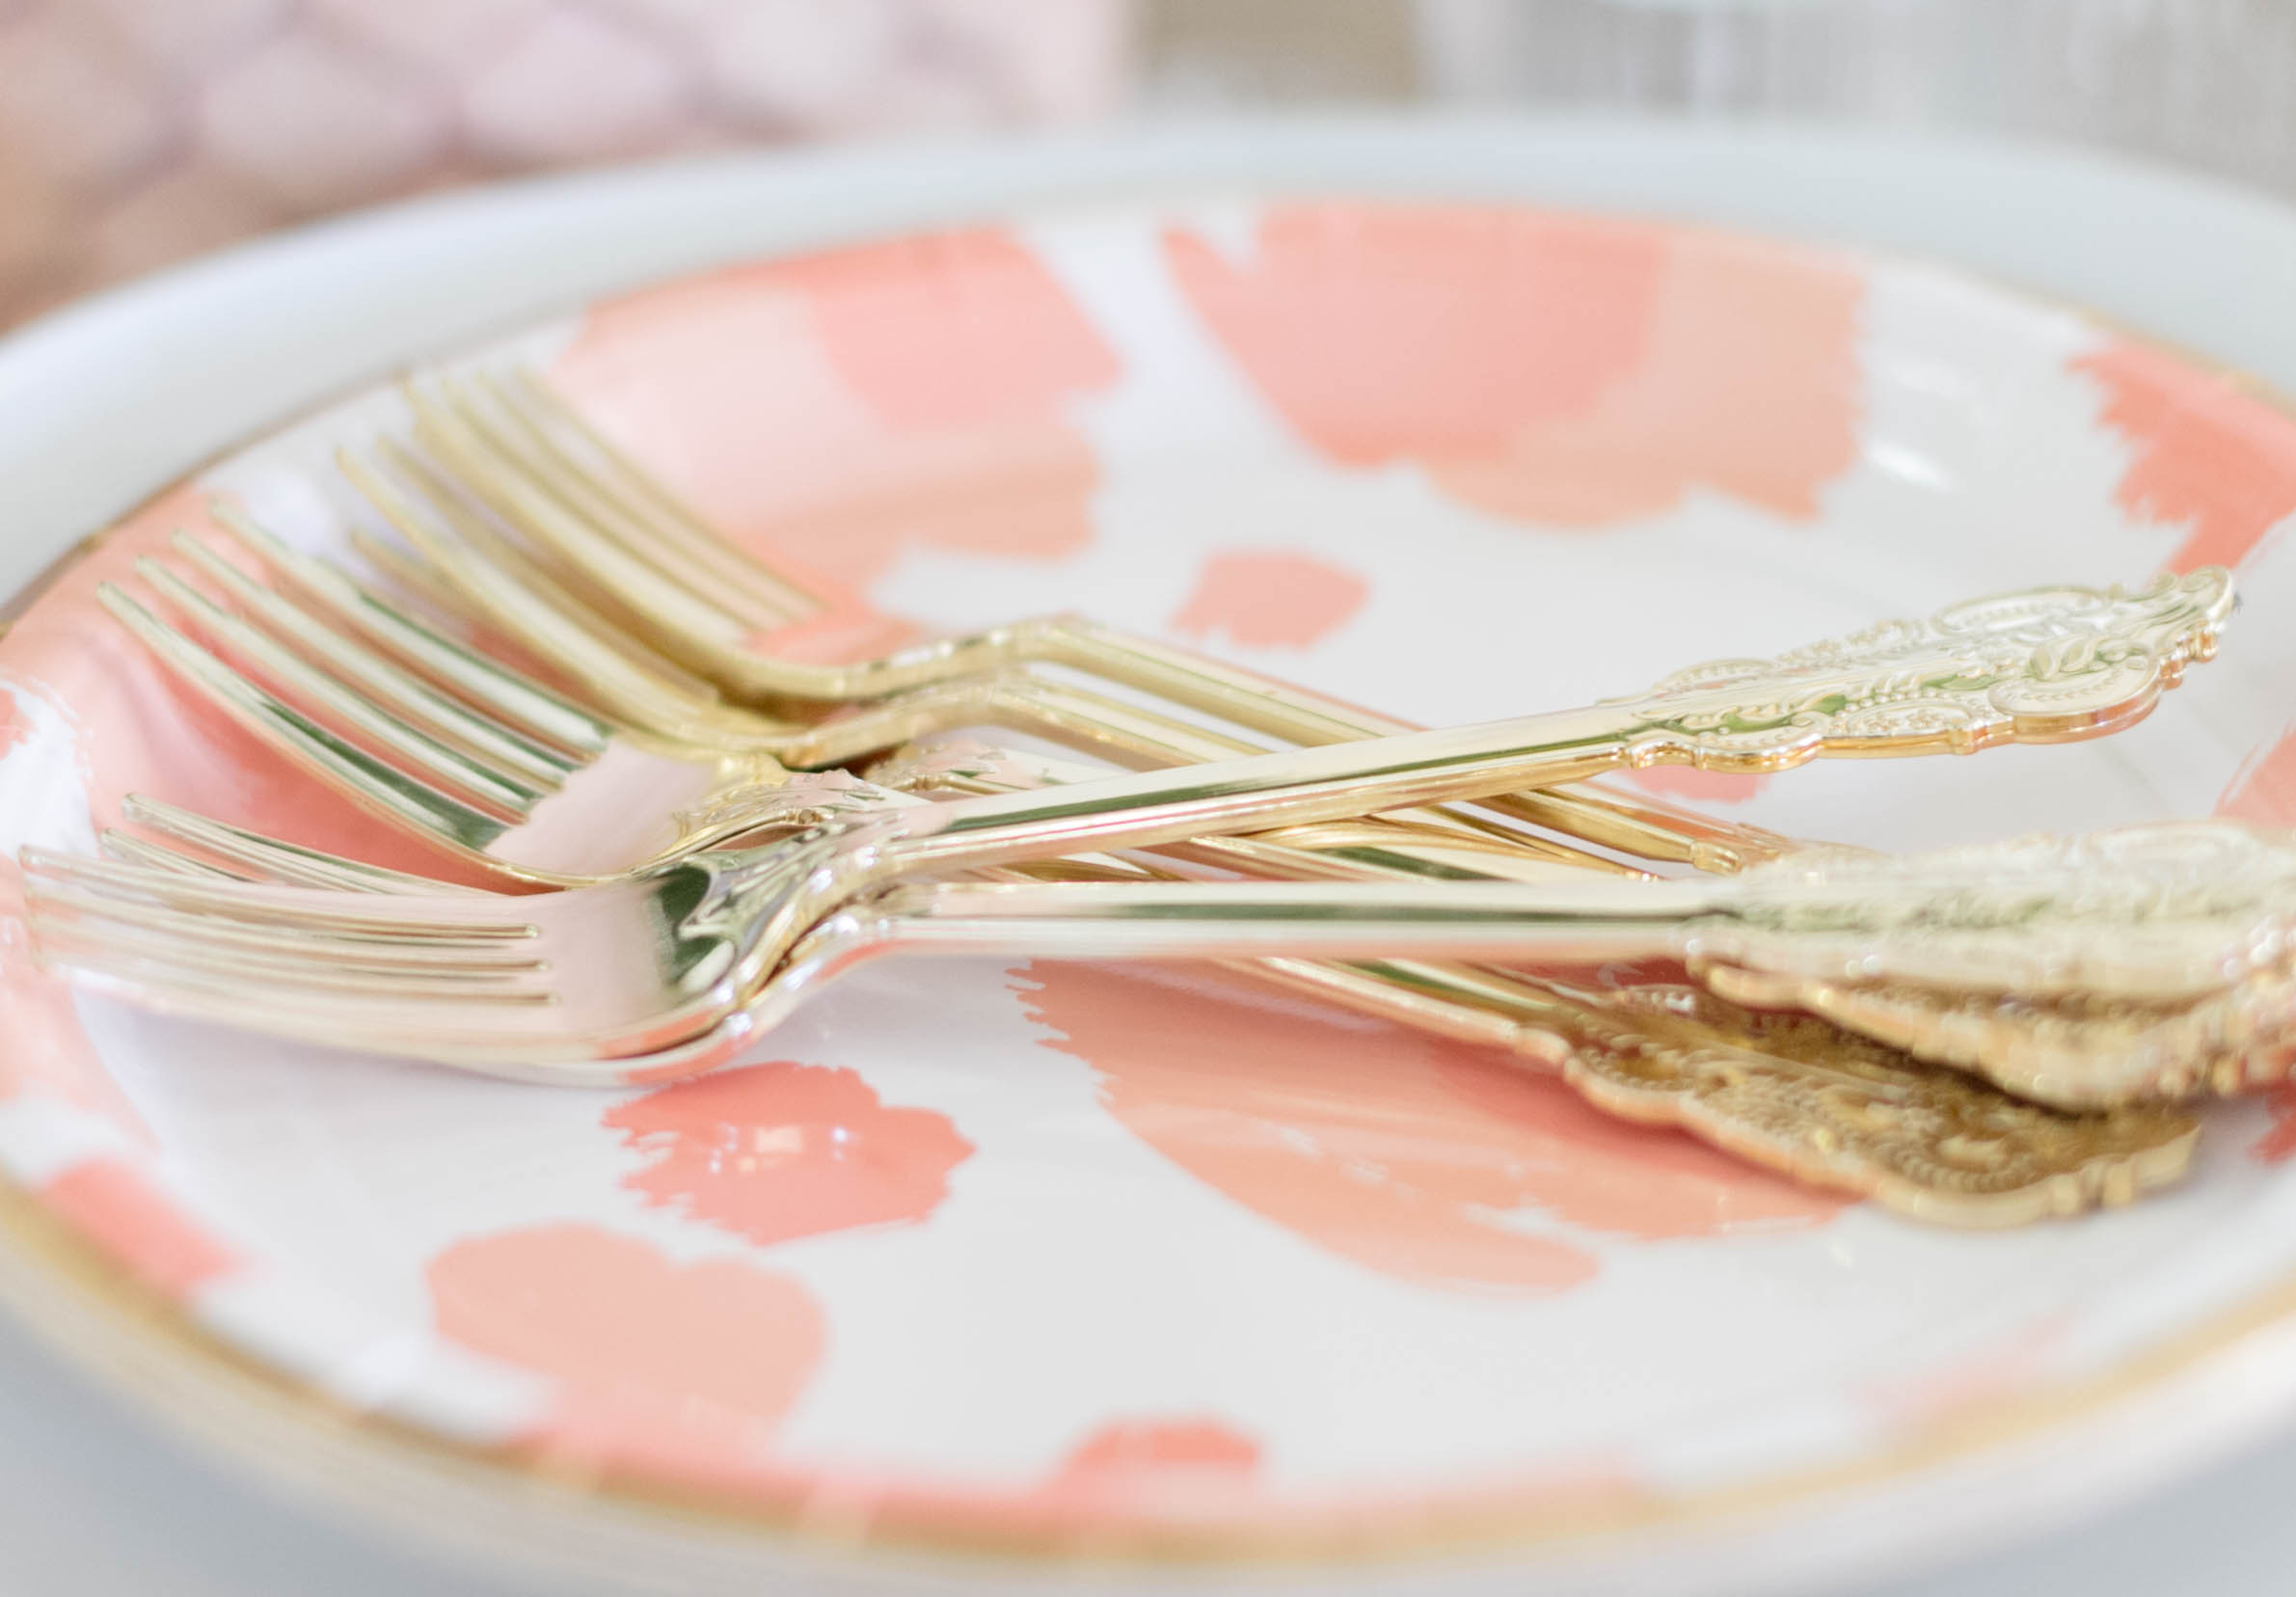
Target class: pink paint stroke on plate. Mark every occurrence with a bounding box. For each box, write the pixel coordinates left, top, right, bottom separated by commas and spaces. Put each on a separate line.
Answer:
429, 1223, 824, 1485
602, 1060, 975, 1248
0, 906, 146, 1126
549, 227, 1121, 644
1058, 1418, 1262, 1477
1168, 550, 1367, 650
2253, 1086, 2296, 1165
37, 1159, 239, 1300
1860, 1314, 2072, 1429
1165, 203, 1863, 528
1623, 766, 1770, 805
1030, 1419, 1263, 1520
2220, 728, 2296, 828
1017, 963, 1840, 1297
2077, 340, 2296, 573
0, 686, 26, 761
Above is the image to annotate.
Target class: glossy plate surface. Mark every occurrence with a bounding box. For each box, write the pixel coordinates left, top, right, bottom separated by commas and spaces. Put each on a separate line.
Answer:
6, 187, 2296, 1586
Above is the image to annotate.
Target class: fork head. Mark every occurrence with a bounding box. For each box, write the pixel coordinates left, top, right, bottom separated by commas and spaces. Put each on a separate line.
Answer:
94, 507, 840, 885
401, 370, 854, 701
20, 833, 853, 1083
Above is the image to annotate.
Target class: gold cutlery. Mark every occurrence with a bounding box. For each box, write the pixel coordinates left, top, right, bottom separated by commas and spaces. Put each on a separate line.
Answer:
110, 515, 1440, 884
79, 794, 2201, 1227
96, 506, 2228, 900
25, 816, 2262, 1212
877, 741, 2296, 1113
1701, 936, 2296, 1112
392, 369, 1802, 873
30, 810, 2286, 1090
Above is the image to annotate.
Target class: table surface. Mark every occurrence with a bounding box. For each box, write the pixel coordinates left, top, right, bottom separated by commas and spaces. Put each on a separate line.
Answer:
6, 118, 2296, 1596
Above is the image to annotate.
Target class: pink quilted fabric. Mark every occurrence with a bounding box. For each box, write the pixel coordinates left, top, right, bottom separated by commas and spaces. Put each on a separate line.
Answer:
0, 0, 1135, 328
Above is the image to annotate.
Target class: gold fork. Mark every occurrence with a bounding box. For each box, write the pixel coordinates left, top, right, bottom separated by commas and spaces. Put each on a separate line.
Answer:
373, 399, 2280, 1113
98, 489, 2231, 907
112, 510, 1584, 885
40, 798, 2286, 1115
83, 792, 2201, 1227
403, 367, 1800, 874
69, 509, 2248, 1117
333, 445, 1608, 868
98, 528, 2250, 1123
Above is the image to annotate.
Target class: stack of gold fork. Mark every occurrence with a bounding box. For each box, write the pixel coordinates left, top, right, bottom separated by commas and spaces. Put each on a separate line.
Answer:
28, 366, 2266, 1228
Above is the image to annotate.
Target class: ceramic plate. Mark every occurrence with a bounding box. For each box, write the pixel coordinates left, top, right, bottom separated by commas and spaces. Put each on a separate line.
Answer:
4, 196, 2296, 1590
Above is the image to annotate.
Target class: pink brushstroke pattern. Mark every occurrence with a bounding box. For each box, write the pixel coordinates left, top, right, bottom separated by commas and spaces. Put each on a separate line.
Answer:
1168, 551, 1367, 649
2077, 341, 2296, 573
429, 1223, 824, 1486
1165, 203, 1862, 528
1622, 766, 1770, 805
38, 1159, 239, 1300
602, 1060, 975, 1249
1017, 962, 1842, 1297
550, 228, 1121, 659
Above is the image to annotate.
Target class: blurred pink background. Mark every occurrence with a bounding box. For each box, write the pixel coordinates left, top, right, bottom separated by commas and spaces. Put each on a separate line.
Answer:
0, 0, 1137, 328
7, 0, 2287, 334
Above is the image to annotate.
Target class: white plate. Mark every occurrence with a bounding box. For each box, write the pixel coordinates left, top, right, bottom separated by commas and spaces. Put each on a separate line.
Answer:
7, 120, 2296, 1597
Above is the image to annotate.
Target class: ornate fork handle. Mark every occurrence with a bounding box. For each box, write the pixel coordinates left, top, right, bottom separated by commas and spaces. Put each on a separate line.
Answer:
857, 745, 2196, 1222
856, 569, 2230, 882
770, 817, 2292, 1115
833, 821, 2296, 999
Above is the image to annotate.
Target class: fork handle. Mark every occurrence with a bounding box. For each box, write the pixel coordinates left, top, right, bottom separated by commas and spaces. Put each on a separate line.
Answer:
846, 876, 1719, 963
872, 697, 1660, 877
861, 570, 2223, 881
1042, 616, 1796, 870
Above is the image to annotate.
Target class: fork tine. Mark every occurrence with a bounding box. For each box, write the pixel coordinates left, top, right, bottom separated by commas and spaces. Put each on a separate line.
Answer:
170, 529, 575, 793
22, 857, 546, 1024
359, 434, 1380, 779
31, 919, 554, 1008
132, 556, 542, 820
406, 383, 765, 663
443, 371, 811, 631
96, 582, 519, 861
369, 438, 728, 693
474, 376, 1802, 876
209, 501, 612, 761
28, 879, 544, 973
342, 443, 790, 746
22, 847, 709, 1077
117, 793, 487, 896
99, 829, 256, 880
24, 938, 629, 1087
19, 847, 534, 941
28, 888, 548, 995
347, 524, 492, 630
501, 366, 824, 618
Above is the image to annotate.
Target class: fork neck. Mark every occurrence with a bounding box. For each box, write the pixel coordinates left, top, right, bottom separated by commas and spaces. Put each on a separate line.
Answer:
762, 874, 1720, 1015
